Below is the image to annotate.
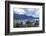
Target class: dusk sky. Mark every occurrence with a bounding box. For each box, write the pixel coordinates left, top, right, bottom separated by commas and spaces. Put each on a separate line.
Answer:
13, 8, 39, 17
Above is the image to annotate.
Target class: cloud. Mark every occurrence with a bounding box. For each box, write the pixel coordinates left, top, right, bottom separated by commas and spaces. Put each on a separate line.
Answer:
13, 8, 39, 17
13, 8, 25, 15
25, 8, 39, 17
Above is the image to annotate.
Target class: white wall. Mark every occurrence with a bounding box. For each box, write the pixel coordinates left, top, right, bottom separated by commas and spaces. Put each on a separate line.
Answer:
0, 0, 46, 36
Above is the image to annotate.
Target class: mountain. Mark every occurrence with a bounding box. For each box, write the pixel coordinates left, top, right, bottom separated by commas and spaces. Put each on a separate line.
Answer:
14, 13, 39, 20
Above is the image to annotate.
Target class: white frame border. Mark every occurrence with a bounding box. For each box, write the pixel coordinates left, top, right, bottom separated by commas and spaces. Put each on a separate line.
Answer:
10, 4, 43, 32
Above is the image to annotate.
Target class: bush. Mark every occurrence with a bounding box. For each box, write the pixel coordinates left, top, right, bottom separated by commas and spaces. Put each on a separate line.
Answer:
26, 21, 32, 27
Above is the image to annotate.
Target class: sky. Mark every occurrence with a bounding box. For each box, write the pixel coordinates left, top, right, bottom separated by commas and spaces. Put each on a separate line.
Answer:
13, 8, 39, 17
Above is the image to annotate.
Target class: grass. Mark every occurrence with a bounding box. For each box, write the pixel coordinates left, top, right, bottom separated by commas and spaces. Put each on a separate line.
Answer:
13, 20, 39, 28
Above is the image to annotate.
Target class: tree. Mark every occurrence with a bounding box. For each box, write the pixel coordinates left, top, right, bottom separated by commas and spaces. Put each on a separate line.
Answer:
34, 20, 39, 27
26, 21, 32, 27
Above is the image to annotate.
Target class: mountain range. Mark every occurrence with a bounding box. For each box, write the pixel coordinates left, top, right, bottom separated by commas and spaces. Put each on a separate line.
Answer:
14, 13, 39, 20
